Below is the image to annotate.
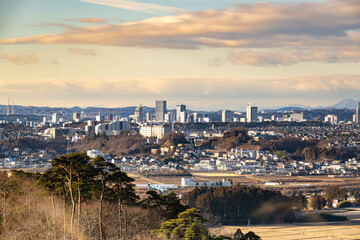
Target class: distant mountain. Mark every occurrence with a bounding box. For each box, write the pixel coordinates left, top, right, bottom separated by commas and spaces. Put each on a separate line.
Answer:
0, 105, 155, 117
261, 104, 315, 112
261, 106, 304, 112
331, 98, 358, 109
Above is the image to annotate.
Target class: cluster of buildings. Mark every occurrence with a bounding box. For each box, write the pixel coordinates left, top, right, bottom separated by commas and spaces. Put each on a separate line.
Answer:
80, 146, 360, 177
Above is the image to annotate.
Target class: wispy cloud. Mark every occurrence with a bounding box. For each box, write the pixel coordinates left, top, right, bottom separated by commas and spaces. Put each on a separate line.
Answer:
1, 53, 40, 64
230, 46, 360, 66
77, 18, 108, 23
1, 75, 359, 97
0, 53, 58, 65
79, 0, 183, 13
36, 22, 73, 28
68, 48, 98, 56
1, 74, 358, 108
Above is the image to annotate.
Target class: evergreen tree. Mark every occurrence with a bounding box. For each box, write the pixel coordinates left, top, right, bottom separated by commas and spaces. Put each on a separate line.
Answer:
310, 194, 326, 210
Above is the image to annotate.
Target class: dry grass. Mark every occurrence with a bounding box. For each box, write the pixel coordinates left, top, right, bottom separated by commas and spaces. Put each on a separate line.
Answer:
210, 208, 360, 240
192, 173, 240, 177
210, 222, 360, 240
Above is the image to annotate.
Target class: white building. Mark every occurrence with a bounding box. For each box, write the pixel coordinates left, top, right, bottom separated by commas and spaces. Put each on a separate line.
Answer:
139, 124, 172, 139
164, 112, 175, 123
324, 114, 338, 124
222, 110, 231, 122
181, 178, 232, 187
289, 112, 304, 122
95, 120, 130, 135
246, 103, 258, 123
176, 104, 187, 123
51, 113, 63, 123
87, 149, 106, 159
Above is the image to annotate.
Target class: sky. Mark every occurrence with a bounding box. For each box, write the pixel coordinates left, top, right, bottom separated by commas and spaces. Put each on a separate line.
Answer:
0, 0, 359, 111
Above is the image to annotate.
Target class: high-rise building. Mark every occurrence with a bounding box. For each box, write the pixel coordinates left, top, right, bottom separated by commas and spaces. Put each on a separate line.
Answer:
52, 112, 63, 123
222, 110, 231, 122
106, 113, 113, 121
356, 101, 360, 124
146, 112, 154, 122
246, 103, 258, 123
73, 112, 81, 121
193, 113, 203, 123
164, 112, 175, 123
155, 100, 167, 122
96, 111, 104, 122
176, 104, 187, 123
6, 98, 10, 116
134, 104, 143, 122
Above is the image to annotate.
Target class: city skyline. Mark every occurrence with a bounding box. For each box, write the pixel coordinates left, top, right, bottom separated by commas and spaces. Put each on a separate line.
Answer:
0, 0, 359, 110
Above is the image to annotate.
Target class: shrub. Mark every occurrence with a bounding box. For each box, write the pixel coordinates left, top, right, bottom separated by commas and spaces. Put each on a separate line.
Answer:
338, 200, 352, 208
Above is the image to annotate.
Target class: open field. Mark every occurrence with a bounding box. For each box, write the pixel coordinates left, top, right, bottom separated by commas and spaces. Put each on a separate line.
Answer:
210, 222, 360, 240
210, 208, 360, 240
192, 172, 240, 177
130, 172, 360, 193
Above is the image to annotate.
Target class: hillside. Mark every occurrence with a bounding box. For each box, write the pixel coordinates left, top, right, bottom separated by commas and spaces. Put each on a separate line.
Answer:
72, 133, 153, 156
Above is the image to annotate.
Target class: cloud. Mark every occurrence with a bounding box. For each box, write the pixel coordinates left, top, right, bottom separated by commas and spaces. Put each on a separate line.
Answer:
1, 0, 359, 65
77, 18, 108, 23
0, 53, 58, 65
36, 22, 73, 28
207, 58, 226, 67
1, 53, 40, 64
79, 0, 183, 13
1, 0, 358, 47
68, 48, 98, 56
1, 74, 358, 109
1, 74, 359, 97
230, 46, 360, 66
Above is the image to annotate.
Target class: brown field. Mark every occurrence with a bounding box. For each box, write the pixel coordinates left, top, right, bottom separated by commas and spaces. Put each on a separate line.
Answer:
210, 208, 360, 240
131, 172, 360, 193
210, 222, 360, 240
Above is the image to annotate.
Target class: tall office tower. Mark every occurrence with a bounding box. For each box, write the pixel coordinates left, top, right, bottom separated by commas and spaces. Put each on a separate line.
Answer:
164, 112, 175, 123
146, 112, 154, 122
246, 103, 258, 123
73, 112, 81, 121
193, 112, 203, 123
176, 104, 187, 123
6, 98, 10, 116
155, 100, 167, 122
134, 104, 143, 122
96, 111, 104, 122
106, 113, 113, 121
356, 101, 360, 123
222, 110, 231, 122
52, 112, 63, 123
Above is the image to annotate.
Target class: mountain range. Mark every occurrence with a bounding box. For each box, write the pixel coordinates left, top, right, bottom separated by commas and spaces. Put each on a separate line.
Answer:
0, 99, 358, 117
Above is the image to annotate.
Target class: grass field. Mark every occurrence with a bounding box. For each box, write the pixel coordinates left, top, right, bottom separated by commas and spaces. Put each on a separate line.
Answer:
131, 172, 360, 194
210, 222, 360, 240
210, 208, 360, 240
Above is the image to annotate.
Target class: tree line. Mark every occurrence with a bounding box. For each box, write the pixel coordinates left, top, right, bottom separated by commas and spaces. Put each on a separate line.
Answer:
182, 185, 299, 224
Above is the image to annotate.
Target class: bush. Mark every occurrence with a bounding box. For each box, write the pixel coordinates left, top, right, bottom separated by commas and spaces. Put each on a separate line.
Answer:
338, 200, 352, 208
